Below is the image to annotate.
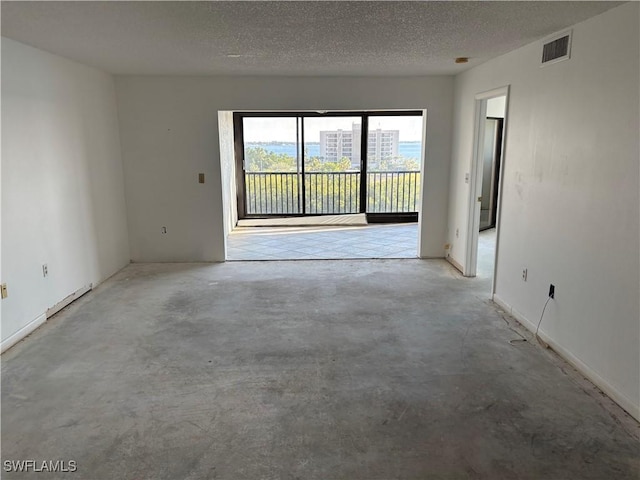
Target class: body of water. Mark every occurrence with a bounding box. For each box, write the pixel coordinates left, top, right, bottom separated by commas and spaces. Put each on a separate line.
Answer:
247, 142, 422, 159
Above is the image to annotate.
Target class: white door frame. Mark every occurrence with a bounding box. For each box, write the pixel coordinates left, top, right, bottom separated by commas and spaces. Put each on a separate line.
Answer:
464, 86, 510, 293
416, 108, 428, 258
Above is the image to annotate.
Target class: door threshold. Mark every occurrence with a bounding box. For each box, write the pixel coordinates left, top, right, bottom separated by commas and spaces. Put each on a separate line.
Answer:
237, 213, 367, 227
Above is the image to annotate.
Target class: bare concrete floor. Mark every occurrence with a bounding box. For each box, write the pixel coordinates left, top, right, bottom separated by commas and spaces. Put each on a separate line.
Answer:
2, 260, 639, 479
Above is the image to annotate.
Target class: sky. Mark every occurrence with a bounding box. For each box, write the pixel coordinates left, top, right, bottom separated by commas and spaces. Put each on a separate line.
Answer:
243, 115, 424, 142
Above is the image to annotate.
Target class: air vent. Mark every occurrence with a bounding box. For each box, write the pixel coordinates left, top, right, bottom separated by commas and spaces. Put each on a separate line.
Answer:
541, 30, 572, 66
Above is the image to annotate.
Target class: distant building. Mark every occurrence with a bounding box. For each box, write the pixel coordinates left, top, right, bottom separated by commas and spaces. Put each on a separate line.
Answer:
319, 124, 361, 167
367, 127, 400, 167
319, 123, 399, 169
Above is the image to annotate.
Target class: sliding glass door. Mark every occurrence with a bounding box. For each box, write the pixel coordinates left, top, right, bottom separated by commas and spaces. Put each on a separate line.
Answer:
235, 111, 423, 221
366, 115, 422, 214
241, 116, 301, 215
303, 116, 361, 214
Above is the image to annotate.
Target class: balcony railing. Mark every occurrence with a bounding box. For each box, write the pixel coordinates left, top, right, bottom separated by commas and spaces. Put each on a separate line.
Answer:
244, 171, 420, 216
366, 171, 420, 213
244, 172, 302, 215
306, 172, 361, 215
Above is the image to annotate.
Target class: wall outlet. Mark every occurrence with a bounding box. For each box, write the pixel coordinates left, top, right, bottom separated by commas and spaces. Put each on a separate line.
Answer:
161, 226, 167, 234
455, 228, 459, 238
522, 268, 528, 281
444, 243, 451, 250
42, 264, 49, 277
549, 284, 555, 299
1, 283, 7, 299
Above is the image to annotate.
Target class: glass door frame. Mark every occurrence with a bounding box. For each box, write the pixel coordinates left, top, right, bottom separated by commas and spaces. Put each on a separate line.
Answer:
233, 110, 423, 222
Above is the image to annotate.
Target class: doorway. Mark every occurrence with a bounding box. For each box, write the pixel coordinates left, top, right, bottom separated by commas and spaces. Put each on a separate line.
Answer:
479, 117, 503, 231
228, 110, 425, 260
465, 88, 508, 288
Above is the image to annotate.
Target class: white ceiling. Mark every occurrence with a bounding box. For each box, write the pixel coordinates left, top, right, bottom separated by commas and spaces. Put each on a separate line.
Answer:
1, 1, 623, 76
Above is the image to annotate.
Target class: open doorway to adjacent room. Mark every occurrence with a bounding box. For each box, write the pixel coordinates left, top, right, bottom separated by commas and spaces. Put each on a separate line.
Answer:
225, 110, 425, 260
466, 89, 508, 286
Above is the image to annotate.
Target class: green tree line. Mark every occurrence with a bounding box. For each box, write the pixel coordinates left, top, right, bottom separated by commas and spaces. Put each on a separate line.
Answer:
244, 147, 419, 173
243, 147, 421, 215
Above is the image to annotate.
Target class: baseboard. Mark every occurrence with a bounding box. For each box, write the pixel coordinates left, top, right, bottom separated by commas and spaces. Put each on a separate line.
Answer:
2, 283, 94, 354
446, 255, 464, 274
1, 313, 46, 353
47, 284, 92, 318
492, 293, 640, 421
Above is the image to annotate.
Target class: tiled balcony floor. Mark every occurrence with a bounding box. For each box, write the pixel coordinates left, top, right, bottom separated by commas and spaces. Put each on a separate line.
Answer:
227, 223, 418, 260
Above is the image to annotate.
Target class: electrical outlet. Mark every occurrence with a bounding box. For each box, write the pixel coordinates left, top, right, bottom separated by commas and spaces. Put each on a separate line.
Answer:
1, 283, 7, 299
444, 243, 451, 250
455, 228, 459, 238
161, 227, 167, 234
549, 284, 555, 299
522, 268, 528, 281
42, 264, 48, 277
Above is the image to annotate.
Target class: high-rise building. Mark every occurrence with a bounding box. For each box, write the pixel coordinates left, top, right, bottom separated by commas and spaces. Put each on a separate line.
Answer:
319, 123, 399, 169
319, 123, 361, 168
367, 127, 400, 168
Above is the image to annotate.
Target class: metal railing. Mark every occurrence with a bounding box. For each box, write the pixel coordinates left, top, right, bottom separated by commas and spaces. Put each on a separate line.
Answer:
244, 171, 420, 216
366, 171, 420, 213
245, 172, 301, 215
305, 172, 360, 215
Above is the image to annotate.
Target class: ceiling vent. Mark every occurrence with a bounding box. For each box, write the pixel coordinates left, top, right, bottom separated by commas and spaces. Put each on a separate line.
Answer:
541, 30, 572, 66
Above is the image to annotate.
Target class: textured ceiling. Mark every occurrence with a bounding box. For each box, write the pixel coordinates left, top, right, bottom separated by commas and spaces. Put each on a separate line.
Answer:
1, 1, 623, 76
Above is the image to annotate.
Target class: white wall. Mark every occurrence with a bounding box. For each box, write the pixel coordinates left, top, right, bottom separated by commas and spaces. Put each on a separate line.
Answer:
115, 76, 454, 262
1, 38, 130, 350
447, 3, 640, 419
218, 111, 238, 241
